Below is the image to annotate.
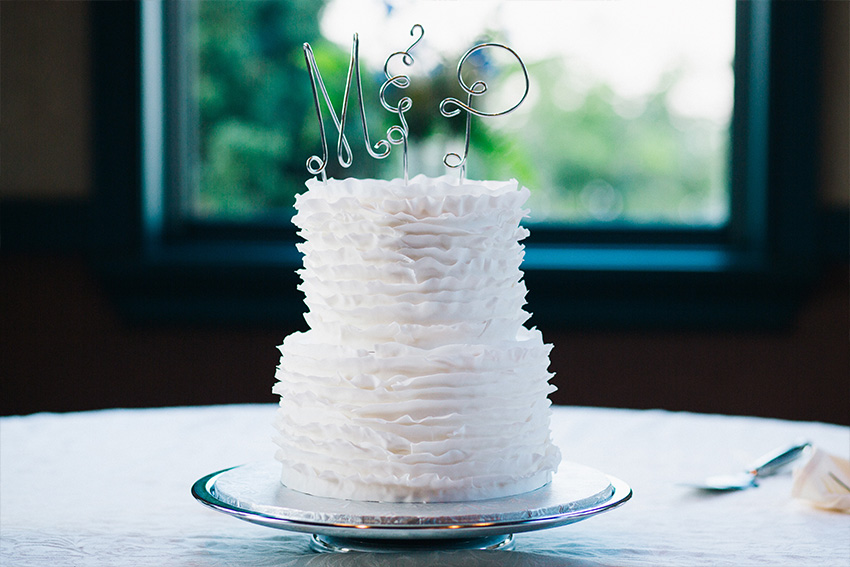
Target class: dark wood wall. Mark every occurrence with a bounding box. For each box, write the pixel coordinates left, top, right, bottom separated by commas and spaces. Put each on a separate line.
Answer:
3, 253, 847, 424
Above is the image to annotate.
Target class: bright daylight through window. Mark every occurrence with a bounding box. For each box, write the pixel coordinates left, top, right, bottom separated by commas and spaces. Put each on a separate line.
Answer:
188, 0, 735, 227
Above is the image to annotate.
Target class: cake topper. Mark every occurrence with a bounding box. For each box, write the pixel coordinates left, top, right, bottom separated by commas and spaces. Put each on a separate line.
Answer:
440, 43, 530, 184
303, 26, 529, 184
379, 24, 424, 185
303, 34, 392, 182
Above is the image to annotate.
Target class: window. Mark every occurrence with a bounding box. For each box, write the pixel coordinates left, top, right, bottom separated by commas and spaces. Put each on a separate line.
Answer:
186, 0, 734, 228
91, 1, 822, 328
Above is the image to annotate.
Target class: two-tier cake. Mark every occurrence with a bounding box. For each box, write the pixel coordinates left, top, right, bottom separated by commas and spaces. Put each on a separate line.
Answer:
272, 174, 560, 502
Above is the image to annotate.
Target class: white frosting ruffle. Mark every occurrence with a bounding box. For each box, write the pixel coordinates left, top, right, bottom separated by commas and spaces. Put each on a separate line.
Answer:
273, 175, 561, 502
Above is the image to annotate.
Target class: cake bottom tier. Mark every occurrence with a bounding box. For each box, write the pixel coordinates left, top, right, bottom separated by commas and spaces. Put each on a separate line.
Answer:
273, 332, 561, 503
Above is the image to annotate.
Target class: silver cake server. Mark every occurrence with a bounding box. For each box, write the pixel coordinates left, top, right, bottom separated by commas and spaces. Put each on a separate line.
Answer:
686, 441, 811, 491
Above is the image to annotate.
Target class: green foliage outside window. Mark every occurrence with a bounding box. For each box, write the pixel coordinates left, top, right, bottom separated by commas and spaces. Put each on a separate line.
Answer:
194, 0, 729, 227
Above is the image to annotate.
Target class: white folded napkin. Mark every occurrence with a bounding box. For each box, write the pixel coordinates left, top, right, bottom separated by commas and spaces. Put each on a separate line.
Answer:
791, 447, 850, 513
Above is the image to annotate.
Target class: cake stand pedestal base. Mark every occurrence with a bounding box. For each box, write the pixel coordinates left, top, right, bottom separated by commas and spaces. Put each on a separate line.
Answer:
310, 533, 515, 553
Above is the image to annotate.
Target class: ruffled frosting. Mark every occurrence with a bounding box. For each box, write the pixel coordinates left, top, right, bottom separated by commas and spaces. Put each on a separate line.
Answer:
273, 175, 561, 502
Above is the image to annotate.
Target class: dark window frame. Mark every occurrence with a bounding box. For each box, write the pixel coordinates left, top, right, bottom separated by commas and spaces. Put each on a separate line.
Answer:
90, 1, 824, 329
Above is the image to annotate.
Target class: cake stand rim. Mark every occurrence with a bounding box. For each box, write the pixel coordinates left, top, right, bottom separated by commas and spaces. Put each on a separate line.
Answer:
191, 461, 632, 541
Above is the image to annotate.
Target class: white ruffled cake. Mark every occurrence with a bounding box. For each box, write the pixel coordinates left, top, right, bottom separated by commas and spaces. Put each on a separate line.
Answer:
272, 174, 561, 502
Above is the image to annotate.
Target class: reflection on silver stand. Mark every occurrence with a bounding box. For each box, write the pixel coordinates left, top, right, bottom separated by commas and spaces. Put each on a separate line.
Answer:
311, 533, 515, 553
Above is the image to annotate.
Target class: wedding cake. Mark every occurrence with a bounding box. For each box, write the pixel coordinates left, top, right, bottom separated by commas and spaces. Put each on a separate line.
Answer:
272, 174, 561, 503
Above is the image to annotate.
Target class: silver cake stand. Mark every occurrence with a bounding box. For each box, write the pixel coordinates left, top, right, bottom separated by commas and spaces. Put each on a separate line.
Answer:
192, 461, 631, 553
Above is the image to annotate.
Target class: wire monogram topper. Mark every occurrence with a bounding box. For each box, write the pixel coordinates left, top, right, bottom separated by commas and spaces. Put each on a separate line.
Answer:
303, 24, 529, 185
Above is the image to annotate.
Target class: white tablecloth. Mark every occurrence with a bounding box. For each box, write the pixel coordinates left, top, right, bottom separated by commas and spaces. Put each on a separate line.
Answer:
1, 404, 848, 566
